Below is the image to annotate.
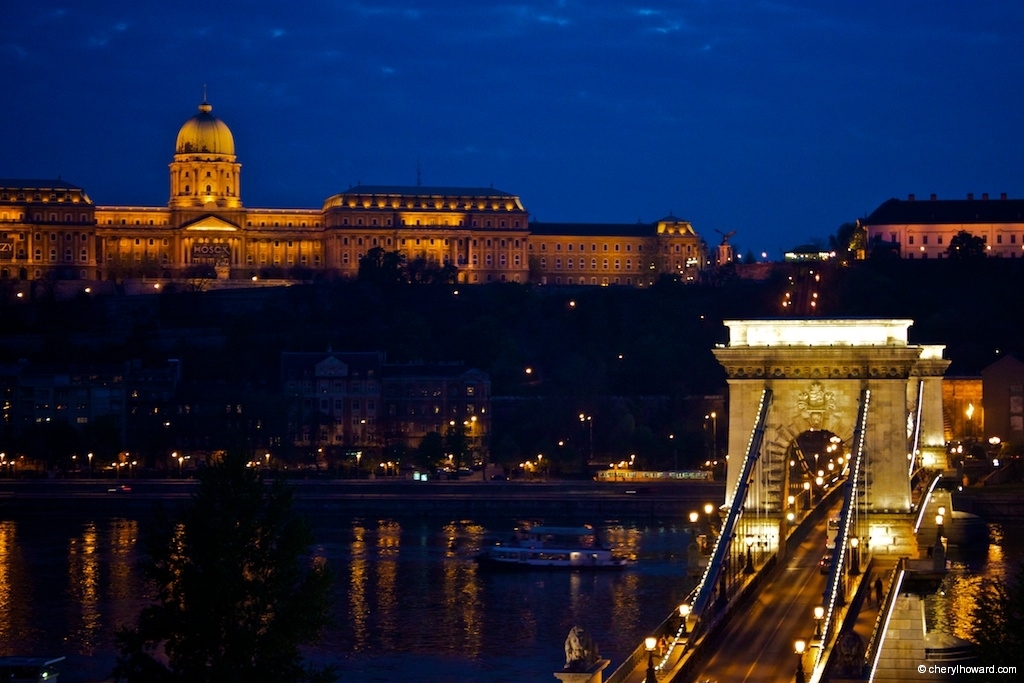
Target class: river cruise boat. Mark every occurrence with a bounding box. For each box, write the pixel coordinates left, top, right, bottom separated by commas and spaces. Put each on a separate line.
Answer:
0, 656, 65, 682
476, 524, 628, 570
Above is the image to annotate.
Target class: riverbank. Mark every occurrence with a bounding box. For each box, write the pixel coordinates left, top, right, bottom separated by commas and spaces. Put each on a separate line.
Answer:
0, 478, 726, 520
952, 482, 1024, 519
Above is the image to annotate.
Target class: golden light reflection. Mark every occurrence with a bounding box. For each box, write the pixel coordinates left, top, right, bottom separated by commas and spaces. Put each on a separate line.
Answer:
108, 519, 140, 601
68, 522, 100, 648
374, 520, 401, 652
0, 521, 23, 643
348, 522, 369, 652
439, 520, 485, 659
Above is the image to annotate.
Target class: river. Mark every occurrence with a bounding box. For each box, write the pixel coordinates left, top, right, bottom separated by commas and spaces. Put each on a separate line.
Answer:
0, 509, 700, 683
1, 504, 1018, 682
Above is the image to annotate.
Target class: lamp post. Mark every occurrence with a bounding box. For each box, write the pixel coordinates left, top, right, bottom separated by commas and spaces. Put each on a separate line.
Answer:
678, 603, 690, 635
803, 481, 811, 511
794, 639, 806, 683
705, 412, 718, 460
813, 605, 824, 639
850, 537, 861, 575
644, 636, 658, 683
704, 502, 717, 536
935, 513, 945, 544
743, 535, 755, 574
579, 413, 593, 462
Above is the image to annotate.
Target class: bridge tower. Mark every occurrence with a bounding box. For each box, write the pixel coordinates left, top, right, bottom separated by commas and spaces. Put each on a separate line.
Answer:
713, 319, 949, 513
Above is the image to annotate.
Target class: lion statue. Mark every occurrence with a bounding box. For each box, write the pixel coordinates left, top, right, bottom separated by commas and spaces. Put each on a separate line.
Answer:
563, 625, 600, 671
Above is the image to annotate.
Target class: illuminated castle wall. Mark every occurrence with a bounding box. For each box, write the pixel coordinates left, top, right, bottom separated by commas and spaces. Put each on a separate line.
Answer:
0, 100, 707, 286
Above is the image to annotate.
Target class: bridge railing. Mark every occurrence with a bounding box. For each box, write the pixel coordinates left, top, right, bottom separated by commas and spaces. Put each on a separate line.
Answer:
865, 558, 907, 679
816, 388, 870, 666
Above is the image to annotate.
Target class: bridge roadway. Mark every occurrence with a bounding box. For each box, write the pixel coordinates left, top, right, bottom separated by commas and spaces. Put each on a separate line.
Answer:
614, 498, 846, 683
689, 506, 838, 683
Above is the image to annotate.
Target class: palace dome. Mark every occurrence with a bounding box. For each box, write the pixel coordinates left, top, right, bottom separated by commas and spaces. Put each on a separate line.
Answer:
175, 101, 235, 156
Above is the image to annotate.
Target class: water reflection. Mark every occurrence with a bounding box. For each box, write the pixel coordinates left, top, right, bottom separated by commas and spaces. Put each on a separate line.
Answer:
926, 521, 1023, 642
68, 522, 100, 650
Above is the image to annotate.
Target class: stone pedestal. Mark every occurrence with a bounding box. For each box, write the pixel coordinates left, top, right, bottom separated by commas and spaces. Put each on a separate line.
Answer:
553, 659, 610, 683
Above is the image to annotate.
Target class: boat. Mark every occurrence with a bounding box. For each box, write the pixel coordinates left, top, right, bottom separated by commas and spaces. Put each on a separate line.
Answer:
476, 524, 628, 570
0, 656, 66, 682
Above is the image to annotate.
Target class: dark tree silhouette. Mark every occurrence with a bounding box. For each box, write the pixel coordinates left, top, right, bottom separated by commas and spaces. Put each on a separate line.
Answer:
113, 454, 334, 683
947, 230, 987, 259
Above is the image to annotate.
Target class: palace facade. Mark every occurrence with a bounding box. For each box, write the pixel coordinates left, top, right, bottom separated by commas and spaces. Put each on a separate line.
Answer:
0, 100, 707, 286
861, 193, 1024, 258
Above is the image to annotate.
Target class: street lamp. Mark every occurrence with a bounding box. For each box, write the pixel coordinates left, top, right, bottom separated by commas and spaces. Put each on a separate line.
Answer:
850, 537, 861, 575
743, 535, 755, 574
794, 639, 806, 683
678, 603, 690, 634
87, 452, 93, 475
579, 413, 593, 461
705, 411, 718, 459
935, 513, 945, 544
813, 605, 824, 639
644, 636, 658, 683
803, 481, 811, 510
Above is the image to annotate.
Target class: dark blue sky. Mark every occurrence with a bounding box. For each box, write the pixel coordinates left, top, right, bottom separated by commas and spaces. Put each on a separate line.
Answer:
3, 1, 1023, 256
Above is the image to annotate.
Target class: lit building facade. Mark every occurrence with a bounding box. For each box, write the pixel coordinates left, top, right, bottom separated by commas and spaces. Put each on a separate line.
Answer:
1, 100, 706, 286
861, 193, 1024, 258
528, 216, 705, 286
281, 351, 491, 455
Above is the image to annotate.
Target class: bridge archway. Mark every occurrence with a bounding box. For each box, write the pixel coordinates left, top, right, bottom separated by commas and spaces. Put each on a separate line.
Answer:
714, 319, 949, 512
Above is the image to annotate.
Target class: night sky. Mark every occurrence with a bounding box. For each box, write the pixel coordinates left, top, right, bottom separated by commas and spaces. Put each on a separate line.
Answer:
3, 1, 1023, 256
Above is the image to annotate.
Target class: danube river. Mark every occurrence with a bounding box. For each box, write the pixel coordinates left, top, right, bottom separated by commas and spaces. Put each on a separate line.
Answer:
0, 498, 703, 682
0, 485, 1020, 682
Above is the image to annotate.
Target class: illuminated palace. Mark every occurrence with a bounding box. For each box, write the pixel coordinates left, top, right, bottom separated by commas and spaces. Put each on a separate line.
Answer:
861, 193, 1024, 258
0, 100, 706, 286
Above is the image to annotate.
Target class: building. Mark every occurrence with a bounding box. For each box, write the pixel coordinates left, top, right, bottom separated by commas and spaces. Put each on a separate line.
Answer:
1, 100, 706, 286
861, 193, 1024, 259
280, 351, 491, 459
528, 216, 705, 286
981, 355, 1024, 444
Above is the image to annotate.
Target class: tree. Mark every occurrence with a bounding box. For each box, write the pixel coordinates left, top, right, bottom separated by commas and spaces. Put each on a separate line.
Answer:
444, 421, 470, 469
947, 230, 987, 259
415, 431, 446, 472
358, 247, 406, 286
829, 222, 866, 263
113, 454, 335, 683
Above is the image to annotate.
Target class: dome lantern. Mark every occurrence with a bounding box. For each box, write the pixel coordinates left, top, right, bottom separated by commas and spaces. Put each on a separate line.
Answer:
175, 100, 235, 156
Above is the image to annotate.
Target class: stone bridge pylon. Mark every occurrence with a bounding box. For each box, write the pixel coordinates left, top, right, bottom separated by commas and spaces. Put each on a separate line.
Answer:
713, 319, 949, 513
